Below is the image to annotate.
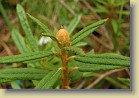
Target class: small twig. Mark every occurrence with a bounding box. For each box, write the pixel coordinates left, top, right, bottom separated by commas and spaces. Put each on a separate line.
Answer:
1, 42, 13, 55
61, 49, 70, 89
125, 68, 130, 77
58, 0, 76, 16
85, 68, 125, 89
76, 80, 86, 89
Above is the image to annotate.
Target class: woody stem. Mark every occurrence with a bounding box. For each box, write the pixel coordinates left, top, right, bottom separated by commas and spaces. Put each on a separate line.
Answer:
61, 49, 70, 89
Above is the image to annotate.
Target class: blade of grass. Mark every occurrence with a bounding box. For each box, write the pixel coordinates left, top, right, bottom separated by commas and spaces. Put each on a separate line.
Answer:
0, 1, 12, 30
117, 78, 130, 87
67, 15, 81, 34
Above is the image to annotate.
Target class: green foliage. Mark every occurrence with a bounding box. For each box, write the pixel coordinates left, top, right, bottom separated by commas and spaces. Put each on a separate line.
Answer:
78, 65, 124, 72
117, 78, 130, 87
67, 15, 82, 34
71, 19, 108, 45
0, 1, 12, 29
0, 79, 12, 84
85, 53, 129, 60
27, 13, 58, 42
69, 70, 83, 82
74, 55, 130, 67
63, 46, 85, 56
35, 68, 61, 89
11, 81, 21, 89
11, 29, 29, 53
16, 4, 39, 52
0, 74, 45, 80
0, 68, 47, 74
0, 68, 47, 83
0, 51, 54, 64
27, 14, 52, 34
0, 3, 130, 89
92, 0, 130, 52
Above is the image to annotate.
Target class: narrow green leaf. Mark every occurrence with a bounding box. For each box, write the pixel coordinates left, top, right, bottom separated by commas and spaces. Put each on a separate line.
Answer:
11, 29, 29, 53
71, 19, 108, 45
71, 27, 97, 45
96, 3, 109, 13
71, 19, 108, 41
35, 68, 61, 89
16, 4, 38, 52
0, 68, 47, 83
0, 2, 12, 30
78, 65, 124, 72
74, 56, 130, 67
0, 68, 47, 74
69, 70, 83, 82
41, 33, 58, 42
0, 79, 12, 84
0, 51, 54, 64
74, 42, 88, 47
116, 11, 130, 15
27, 13, 52, 34
96, 0, 108, 5
11, 81, 21, 89
85, 53, 130, 61
67, 15, 81, 34
11, 29, 42, 67
117, 78, 130, 87
0, 74, 45, 80
63, 46, 85, 56
111, 20, 118, 33
86, 49, 94, 56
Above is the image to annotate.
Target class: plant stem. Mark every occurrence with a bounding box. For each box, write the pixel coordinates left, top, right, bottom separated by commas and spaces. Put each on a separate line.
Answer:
61, 49, 70, 89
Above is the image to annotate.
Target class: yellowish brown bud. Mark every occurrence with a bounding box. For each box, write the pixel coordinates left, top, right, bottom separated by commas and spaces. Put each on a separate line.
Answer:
56, 29, 70, 46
